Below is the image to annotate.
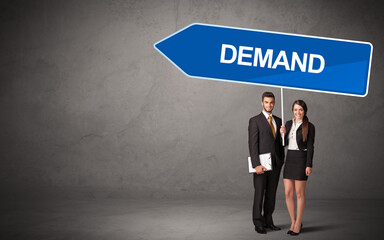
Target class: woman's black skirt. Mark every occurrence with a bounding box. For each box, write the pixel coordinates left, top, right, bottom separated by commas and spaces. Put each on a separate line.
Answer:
283, 150, 308, 181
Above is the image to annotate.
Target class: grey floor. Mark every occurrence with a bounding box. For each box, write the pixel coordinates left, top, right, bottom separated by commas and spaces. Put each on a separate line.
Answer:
1, 191, 383, 240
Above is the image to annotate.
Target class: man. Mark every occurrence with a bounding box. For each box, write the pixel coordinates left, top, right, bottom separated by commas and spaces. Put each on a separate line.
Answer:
248, 92, 285, 234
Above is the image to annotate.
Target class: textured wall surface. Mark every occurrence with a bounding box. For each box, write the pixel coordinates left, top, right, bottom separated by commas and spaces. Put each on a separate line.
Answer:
1, 0, 383, 199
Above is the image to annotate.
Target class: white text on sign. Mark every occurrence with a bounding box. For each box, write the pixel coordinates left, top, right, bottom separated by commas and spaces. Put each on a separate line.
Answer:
220, 44, 325, 74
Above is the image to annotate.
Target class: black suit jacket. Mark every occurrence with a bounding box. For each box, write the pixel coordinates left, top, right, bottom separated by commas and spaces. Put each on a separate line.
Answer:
284, 120, 315, 167
248, 113, 285, 169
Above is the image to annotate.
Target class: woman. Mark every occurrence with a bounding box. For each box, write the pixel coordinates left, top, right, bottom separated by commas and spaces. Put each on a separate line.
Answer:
280, 100, 315, 236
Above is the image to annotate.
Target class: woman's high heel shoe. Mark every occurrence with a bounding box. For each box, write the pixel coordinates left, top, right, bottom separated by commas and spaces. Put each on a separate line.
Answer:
290, 223, 303, 236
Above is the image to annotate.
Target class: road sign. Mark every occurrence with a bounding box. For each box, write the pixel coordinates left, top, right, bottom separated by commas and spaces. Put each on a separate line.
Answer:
154, 23, 373, 97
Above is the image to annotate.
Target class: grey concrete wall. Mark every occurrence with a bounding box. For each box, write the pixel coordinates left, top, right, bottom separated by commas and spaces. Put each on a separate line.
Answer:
1, 0, 383, 199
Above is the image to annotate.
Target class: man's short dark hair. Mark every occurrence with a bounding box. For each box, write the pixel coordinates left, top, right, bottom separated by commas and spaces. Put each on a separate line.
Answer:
262, 92, 275, 101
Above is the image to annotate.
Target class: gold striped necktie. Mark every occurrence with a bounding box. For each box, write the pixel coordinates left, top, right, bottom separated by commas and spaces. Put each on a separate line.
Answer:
268, 115, 276, 138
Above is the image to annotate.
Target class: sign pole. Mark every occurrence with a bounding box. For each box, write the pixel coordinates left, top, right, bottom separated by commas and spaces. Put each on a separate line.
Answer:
281, 88, 285, 146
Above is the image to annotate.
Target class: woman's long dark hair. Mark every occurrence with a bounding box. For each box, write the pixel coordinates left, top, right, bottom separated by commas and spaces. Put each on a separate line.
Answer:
292, 100, 309, 142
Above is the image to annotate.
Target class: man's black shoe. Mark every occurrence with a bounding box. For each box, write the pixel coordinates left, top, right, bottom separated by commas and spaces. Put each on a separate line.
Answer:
265, 224, 281, 231
255, 226, 267, 234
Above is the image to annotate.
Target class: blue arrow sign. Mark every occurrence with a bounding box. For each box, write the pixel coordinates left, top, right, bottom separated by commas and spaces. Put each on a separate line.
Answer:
154, 23, 373, 97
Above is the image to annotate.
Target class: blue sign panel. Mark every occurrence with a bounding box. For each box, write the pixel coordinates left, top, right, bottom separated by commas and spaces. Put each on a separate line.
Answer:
154, 23, 373, 97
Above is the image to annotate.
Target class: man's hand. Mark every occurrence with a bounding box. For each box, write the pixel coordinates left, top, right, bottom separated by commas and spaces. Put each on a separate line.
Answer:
280, 125, 286, 135
255, 165, 267, 174
306, 167, 312, 176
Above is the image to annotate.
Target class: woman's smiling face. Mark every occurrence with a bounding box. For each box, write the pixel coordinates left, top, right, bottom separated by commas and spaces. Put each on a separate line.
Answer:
293, 104, 304, 120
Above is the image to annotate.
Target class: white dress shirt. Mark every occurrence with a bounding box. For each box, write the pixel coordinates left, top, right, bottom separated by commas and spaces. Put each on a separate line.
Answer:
262, 110, 276, 134
288, 119, 303, 150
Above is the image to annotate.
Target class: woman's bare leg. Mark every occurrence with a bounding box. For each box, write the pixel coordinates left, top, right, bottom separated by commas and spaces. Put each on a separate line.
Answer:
284, 179, 296, 231
293, 180, 307, 233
